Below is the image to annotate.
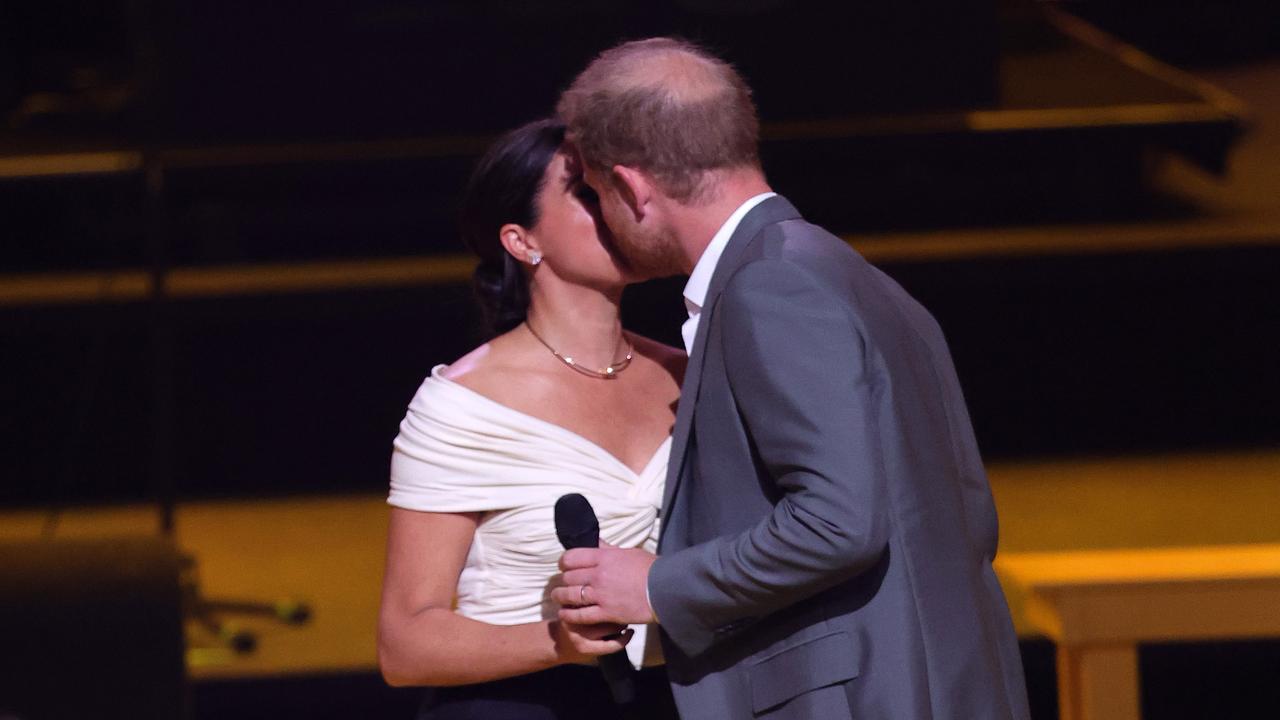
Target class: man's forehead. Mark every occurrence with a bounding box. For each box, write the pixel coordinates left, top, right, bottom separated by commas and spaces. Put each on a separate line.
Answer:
564, 148, 606, 186
561, 142, 583, 172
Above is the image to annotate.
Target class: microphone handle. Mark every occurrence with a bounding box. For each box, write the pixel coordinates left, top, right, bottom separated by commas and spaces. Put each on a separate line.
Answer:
599, 649, 637, 705
561, 536, 635, 703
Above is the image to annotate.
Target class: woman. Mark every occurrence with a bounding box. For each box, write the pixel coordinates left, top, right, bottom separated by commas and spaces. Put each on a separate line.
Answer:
378, 118, 684, 719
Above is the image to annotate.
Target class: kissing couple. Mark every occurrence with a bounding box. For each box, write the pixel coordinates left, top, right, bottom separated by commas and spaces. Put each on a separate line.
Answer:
380, 37, 1030, 720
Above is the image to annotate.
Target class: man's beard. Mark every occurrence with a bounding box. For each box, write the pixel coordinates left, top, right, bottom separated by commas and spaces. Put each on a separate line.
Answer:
609, 224, 685, 280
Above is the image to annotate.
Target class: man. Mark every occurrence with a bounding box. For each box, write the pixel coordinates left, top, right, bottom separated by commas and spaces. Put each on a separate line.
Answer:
551, 38, 1030, 719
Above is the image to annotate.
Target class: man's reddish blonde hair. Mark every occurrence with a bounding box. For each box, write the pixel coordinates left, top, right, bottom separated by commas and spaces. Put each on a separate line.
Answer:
557, 37, 761, 203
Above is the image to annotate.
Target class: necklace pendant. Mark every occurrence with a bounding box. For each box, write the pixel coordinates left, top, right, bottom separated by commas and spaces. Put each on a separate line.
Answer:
523, 322, 632, 381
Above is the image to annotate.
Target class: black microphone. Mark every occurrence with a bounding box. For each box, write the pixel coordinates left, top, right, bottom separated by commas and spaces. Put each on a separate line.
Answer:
554, 493, 637, 705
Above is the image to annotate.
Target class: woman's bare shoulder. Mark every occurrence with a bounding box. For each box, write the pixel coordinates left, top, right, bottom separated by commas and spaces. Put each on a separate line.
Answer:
440, 327, 549, 402
440, 339, 508, 380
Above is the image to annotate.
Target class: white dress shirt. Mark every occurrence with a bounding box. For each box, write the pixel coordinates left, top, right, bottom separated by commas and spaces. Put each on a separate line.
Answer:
681, 192, 778, 354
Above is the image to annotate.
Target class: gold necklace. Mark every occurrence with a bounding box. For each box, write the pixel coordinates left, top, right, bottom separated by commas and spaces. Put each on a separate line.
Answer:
525, 322, 633, 380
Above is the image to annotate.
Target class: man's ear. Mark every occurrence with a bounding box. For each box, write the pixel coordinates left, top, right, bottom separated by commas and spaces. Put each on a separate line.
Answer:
498, 224, 541, 266
611, 165, 652, 222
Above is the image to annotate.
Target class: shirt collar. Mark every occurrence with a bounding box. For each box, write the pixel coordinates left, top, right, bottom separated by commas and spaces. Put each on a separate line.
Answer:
682, 192, 777, 316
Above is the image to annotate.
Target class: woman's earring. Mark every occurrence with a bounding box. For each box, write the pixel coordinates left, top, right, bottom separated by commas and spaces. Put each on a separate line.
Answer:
528, 251, 542, 266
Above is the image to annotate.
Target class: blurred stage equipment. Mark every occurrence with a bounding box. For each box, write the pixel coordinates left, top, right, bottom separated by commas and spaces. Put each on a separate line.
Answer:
0, 539, 185, 719
1, 1, 314, 662
3, 0, 998, 141
141, 151, 313, 657
1052, 0, 1280, 66
0, 0, 1246, 264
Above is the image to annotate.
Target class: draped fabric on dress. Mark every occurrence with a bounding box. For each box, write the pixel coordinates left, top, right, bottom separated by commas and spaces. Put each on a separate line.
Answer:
389, 365, 668, 668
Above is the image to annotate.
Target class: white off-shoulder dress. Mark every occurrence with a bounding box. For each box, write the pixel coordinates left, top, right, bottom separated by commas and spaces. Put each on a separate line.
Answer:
389, 365, 669, 669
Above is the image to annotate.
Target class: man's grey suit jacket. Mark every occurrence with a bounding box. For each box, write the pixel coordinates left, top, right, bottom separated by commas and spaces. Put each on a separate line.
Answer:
648, 196, 1031, 720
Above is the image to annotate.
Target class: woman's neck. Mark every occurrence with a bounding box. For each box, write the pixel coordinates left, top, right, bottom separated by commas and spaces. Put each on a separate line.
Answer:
524, 279, 626, 369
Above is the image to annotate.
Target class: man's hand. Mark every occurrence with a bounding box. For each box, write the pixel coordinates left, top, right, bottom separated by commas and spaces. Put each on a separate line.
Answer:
552, 546, 657, 626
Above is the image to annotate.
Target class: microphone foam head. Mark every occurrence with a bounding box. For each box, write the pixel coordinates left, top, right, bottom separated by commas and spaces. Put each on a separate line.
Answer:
554, 493, 599, 549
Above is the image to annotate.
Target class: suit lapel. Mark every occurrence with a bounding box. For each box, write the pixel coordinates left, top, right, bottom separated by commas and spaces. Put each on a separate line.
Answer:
661, 196, 803, 518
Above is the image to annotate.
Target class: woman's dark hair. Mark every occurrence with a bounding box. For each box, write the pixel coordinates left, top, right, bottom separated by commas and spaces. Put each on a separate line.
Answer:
459, 118, 566, 336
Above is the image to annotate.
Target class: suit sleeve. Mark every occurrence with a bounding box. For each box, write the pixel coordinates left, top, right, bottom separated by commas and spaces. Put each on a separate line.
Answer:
649, 258, 891, 657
